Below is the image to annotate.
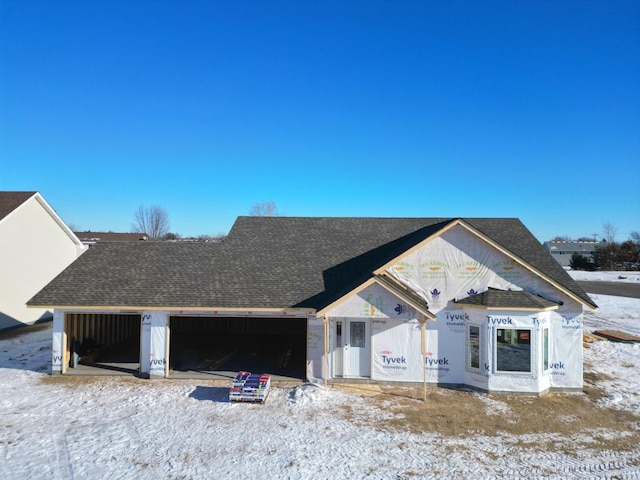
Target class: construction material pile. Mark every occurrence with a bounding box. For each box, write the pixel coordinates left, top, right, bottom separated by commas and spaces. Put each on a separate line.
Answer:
229, 371, 271, 403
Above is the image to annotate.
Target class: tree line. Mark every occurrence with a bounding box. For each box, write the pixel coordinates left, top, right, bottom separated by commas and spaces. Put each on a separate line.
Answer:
569, 226, 640, 271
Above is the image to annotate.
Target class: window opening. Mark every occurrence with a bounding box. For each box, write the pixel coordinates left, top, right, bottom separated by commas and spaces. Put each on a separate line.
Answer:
468, 325, 480, 369
495, 328, 531, 373
350, 322, 365, 348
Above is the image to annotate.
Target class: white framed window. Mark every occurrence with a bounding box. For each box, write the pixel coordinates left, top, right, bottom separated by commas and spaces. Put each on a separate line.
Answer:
468, 325, 481, 370
495, 328, 531, 373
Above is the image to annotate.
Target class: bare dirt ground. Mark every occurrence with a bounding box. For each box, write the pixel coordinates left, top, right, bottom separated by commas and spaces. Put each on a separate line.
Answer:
334, 373, 640, 460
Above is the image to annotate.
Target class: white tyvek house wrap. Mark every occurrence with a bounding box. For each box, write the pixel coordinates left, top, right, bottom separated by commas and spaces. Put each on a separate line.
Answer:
371, 318, 424, 382
550, 309, 583, 389
387, 225, 540, 312
328, 283, 419, 319
148, 311, 167, 377
51, 309, 64, 372
326, 283, 424, 382
139, 312, 152, 376
307, 316, 324, 383
383, 224, 585, 392
321, 224, 586, 393
424, 309, 466, 384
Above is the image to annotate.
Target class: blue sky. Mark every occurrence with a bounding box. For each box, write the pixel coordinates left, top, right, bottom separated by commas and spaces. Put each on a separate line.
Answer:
1, 1, 639, 242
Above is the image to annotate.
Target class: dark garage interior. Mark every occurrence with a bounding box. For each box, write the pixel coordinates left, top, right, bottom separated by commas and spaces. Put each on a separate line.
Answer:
169, 316, 307, 381
66, 313, 141, 375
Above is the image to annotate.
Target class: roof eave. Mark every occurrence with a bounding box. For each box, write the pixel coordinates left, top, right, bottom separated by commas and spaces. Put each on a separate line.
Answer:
28, 304, 316, 316
373, 274, 435, 319
453, 304, 560, 312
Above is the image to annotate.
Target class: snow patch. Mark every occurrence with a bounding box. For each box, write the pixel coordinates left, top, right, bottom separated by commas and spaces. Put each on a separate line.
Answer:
1, 287, 640, 478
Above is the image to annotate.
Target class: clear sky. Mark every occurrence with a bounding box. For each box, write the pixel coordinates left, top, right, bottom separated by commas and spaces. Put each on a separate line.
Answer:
1, 1, 639, 242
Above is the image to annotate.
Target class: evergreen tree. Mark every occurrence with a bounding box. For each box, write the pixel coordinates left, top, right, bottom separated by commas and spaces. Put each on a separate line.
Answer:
569, 253, 594, 271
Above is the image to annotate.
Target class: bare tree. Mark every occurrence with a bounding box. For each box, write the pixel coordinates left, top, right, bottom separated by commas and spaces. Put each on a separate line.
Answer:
131, 204, 170, 240
249, 200, 279, 216
602, 222, 617, 243
198, 232, 227, 242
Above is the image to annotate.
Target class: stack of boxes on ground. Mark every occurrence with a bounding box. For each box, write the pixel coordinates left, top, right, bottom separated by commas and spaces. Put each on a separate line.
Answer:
229, 371, 271, 403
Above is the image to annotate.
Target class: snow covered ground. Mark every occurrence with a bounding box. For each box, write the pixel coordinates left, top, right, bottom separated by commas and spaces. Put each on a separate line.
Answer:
569, 270, 640, 284
0, 272, 639, 479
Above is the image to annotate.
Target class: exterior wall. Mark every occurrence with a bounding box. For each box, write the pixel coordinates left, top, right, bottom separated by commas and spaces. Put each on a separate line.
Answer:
307, 316, 325, 383
0, 195, 85, 330
146, 310, 169, 378
323, 225, 586, 394
53, 308, 316, 379
548, 251, 572, 267
544, 242, 600, 267
52, 309, 64, 373
387, 225, 543, 313
326, 283, 424, 381
548, 299, 584, 390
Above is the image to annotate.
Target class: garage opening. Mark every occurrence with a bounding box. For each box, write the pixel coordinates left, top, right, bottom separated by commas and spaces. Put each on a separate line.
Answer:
168, 316, 307, 381
65, 313, 141, 376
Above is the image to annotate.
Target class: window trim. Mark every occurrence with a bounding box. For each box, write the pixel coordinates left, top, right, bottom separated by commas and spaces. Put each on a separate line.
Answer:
467, 324, 481, 371
494, 327, 533, 374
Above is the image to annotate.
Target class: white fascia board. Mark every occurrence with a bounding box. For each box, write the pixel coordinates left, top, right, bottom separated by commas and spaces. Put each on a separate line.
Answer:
316, 277, 436, 320
373, 276, 435, 320
32, 193, 86, 249
34, 305, 316, 316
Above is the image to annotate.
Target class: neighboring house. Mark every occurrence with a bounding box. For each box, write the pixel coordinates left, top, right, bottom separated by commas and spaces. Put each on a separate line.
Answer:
543, 241, 602, 267
29, 216, 597, 394
0, 192, 86, 331
74, 231, 148, 247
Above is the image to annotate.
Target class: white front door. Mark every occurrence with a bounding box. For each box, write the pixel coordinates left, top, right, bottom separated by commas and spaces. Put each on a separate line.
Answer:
344, 319, 371, 377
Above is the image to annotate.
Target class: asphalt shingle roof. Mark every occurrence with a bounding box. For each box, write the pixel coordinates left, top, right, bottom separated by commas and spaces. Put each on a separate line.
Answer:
454, 288, 562, 310
0, 191, 36, 221
28, 216, 597, 311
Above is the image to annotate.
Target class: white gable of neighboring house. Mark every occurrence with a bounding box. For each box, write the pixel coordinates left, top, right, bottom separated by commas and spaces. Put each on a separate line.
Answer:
0, 193, 86, 330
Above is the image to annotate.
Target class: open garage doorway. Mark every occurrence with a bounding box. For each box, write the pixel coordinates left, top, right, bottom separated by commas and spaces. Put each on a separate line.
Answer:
65, 313, 141, 376
168, 316, 307, 381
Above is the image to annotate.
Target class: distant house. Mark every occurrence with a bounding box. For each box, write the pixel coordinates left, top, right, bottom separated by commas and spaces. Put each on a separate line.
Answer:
0, 192, 86, 331
74, 231, 148, 247
30, 216, 596, 394
543, 241, 602, 267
